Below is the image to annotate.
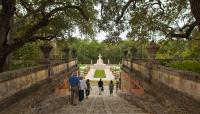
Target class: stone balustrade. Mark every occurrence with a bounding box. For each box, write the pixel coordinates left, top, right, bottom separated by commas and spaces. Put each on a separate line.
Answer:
0, 59, 77, 112
122, 59, 200, 102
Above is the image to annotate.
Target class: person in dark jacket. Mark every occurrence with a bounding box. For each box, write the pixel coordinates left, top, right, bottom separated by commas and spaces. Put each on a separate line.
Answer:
98, 78, 104, 95
85, 79, 91, 98
109, 80, 114, 96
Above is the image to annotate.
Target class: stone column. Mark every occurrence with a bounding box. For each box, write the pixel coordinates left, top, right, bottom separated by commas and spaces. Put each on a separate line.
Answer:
91, 59, 93, 64
146, 40, 160, 84
40, 42, 53, 77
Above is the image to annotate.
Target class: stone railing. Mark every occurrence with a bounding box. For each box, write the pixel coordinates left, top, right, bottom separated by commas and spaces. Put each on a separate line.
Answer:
0, 59, 77, 112
122, 59, 200, 102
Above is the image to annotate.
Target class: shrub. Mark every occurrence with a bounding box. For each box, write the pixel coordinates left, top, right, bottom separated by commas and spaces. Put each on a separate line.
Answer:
169, 60, 200, 74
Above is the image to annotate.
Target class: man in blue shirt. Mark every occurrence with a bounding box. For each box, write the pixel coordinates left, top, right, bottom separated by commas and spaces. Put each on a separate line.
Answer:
69, 72, 80, 105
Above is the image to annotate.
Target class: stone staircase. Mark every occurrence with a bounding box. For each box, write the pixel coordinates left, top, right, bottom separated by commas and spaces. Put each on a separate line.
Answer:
29, 86, 149, 114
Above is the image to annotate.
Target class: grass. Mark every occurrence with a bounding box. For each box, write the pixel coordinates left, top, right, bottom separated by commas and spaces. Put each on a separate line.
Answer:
94, 70, 106, 78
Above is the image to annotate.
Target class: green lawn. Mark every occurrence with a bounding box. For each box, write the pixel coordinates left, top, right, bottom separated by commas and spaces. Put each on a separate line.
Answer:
94, 70, 106, 78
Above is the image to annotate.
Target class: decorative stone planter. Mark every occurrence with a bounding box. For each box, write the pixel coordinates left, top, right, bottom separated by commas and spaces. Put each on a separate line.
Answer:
146, 40, 160, 84
71, 48, 77, 59
147, 40, 160, 61
123, 50, 128, 59
63, 46, 70, 60
40, 42, 53, 63
130, 47, 137, 59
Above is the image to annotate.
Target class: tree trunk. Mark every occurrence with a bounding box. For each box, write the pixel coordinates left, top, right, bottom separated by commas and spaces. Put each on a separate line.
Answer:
3, 18, 14, 71
0, 52, 9, 72
189, 0, 200, 30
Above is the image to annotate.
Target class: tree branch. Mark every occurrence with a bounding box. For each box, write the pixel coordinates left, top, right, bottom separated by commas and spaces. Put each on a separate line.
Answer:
116, 0, 135, 24
9, 4, 89, 52
7, 35, 55, 55
13, 35, 56, 43
151, 0, 164, 14
28, 35, 56, 42
46, 5, 89, 21
16, 5, 89, 42
18, 0, 33, 12
166, 21, 198, 39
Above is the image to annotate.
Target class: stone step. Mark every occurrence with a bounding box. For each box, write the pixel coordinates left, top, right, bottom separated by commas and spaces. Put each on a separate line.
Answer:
30, 86, 149, 114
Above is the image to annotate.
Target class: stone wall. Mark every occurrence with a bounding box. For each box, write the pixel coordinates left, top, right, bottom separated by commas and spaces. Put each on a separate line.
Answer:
129, 61, 200, 101
0, 59, 77, 113
121, 71, 131, 92
122, 59, 200, 113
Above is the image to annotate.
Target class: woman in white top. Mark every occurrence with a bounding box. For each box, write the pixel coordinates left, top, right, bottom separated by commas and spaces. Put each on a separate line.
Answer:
79, 77, 87, 101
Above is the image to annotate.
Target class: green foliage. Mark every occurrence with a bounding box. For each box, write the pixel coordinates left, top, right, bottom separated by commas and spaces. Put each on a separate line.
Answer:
169, 60, 200, 74
12, 42, 42, 69
157, 39, 200, 60
94, 70, 106, 78
14, 0, 97, 39
79, 64, 87, 71
110, 65, 121, 72
157, 39, 188, 59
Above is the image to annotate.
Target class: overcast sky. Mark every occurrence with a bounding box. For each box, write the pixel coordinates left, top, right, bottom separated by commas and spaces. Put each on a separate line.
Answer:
72, 27, 128, 41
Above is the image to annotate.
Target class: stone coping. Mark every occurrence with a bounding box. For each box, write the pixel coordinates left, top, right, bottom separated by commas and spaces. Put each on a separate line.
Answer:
0, 61, 74, 83
0, 66, 78, 113
124, 60, 200, 83
0, 65, 48, 83
156, 65, 200, 83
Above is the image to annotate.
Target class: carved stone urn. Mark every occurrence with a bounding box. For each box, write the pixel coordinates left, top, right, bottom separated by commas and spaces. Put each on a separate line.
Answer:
130, 47, 137, 59
123, 50, 128, 59
147, 40, 160, 62
71, 48, 77, 59
63, 46, 70, 60
40, 42, 53, 63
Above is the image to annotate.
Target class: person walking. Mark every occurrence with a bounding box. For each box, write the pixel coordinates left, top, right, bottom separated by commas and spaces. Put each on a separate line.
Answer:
98, 78, 104, 95
69, 72, 80, 106
116, 81, 119, 93
85, 79, 91, 99
109, 80, 114, 96
79, 77, 87, 102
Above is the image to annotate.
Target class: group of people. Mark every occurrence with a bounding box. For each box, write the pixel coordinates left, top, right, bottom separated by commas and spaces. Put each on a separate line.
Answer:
97, 78, 116, 96
98, 78, 120, 96
68, 72, 91, 106
69, 72, 120, 106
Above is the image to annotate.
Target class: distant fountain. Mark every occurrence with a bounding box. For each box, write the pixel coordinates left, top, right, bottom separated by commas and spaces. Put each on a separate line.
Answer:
86, 54, 114, 80
92, 54, 108, 69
